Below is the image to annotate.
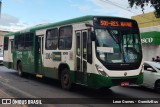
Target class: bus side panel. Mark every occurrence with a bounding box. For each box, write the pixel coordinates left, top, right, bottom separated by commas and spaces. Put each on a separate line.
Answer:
41, 25, 76, 80
43, 67, 58, 79
23, 50, 35, 74
13, 32, 36, 74
13, 50, 35, 74
3, 50, 12, 68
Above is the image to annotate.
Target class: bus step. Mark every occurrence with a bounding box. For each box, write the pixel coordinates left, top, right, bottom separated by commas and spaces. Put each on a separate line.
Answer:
36, 74, 43, 78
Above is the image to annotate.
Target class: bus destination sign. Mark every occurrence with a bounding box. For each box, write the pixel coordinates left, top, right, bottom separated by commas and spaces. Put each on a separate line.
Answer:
100, 20, 132, 27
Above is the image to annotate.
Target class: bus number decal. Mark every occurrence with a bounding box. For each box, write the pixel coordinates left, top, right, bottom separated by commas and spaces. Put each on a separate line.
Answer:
45, 52, 61, 61
45, 53, 51, 59
63, 52, 68, 55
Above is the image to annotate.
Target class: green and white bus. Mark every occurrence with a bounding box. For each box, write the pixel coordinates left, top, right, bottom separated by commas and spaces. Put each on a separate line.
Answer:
3, 16, 143, 89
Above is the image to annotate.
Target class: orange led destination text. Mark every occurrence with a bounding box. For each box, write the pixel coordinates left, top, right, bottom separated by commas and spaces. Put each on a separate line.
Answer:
100, 20, 132, 27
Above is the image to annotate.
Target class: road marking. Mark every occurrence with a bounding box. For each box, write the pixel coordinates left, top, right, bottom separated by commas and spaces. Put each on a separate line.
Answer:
0, 76, 56, 107
0, 75, 10, 83
0, 89, 12, 97
0, 80, 36, 98
0, 89, 28, 107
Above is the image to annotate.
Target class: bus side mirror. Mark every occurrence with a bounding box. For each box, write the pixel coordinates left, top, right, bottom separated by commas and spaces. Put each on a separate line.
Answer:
91, 32, 96, 41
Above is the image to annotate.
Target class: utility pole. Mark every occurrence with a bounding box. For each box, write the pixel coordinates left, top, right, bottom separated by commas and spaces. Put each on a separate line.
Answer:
0, 0, 2, 18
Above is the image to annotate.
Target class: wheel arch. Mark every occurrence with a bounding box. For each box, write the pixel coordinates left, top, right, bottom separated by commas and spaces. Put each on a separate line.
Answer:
16, 60, 22, 70
154, 79, 160, 87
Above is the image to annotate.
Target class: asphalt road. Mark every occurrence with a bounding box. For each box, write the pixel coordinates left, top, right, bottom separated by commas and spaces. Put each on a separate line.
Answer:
0, 65, 160, 107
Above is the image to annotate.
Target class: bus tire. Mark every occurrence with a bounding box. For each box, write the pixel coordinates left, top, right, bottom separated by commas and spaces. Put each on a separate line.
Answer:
60, 68, 72, 90
17, 62, 23, 77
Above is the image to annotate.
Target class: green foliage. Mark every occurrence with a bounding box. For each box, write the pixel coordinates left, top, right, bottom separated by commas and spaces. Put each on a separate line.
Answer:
128, 0, 160, 18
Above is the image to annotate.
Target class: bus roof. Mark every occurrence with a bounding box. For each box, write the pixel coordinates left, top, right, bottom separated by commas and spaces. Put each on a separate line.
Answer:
4, 15, 133, 36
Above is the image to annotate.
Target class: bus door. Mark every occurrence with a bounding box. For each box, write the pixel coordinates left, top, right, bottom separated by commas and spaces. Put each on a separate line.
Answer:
36, 35, 44, 76
76, 30, 88, 84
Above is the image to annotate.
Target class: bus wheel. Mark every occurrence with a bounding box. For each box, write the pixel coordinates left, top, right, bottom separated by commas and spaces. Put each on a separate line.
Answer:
61, 68, 72, 90
17, 62, 23, 77
155, 80, 160, 93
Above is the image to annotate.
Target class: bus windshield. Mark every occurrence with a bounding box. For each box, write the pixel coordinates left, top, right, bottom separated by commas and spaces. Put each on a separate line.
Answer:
95, 28, 142, 64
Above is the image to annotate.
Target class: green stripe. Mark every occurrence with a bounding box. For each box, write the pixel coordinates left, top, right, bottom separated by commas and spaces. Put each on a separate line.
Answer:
87, 73, 143, 89
70, 71, 143, 89
43, 67, 58, 79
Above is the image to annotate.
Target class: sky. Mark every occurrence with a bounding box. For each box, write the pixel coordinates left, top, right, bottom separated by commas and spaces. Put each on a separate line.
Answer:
0, 0, 154, 32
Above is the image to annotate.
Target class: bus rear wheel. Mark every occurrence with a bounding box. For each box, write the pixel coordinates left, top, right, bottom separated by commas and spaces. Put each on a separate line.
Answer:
17, 62, 23, 77
60, 68, 72, 90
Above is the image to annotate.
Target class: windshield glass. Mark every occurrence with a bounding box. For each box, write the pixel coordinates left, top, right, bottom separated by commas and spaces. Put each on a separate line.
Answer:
95, 28, 142, 64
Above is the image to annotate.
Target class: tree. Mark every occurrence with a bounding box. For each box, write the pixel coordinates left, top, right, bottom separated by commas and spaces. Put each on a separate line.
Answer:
128, 0, 160, 18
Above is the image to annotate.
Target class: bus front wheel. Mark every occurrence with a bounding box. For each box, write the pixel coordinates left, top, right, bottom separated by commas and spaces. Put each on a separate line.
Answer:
60, 68, 72, 90
17, 62, 23, 77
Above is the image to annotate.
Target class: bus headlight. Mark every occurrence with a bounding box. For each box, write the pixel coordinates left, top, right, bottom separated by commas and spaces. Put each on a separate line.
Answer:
95, 64, 108, 77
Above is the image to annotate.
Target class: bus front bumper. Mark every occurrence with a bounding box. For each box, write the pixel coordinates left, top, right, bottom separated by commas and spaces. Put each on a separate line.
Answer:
87, 73, 143, 89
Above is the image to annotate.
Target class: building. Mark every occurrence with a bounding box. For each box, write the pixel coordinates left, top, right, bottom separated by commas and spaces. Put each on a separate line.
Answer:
132, 12, 160, 61
0, 30, 10, 53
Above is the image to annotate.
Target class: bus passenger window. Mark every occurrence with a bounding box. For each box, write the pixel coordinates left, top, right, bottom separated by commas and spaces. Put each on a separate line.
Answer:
17, 35, 24, 50
45, 28, 58, 50
24, 33, 33, 50
4, 37, 9, 50
59, 26, 72, 50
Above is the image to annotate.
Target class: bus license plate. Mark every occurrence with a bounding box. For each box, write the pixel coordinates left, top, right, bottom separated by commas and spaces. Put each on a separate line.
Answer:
121, 82, 129, 86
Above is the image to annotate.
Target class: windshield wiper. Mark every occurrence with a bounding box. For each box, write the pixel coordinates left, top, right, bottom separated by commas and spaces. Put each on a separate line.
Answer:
107, 28, 119, 44
107, 28, 122, 52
